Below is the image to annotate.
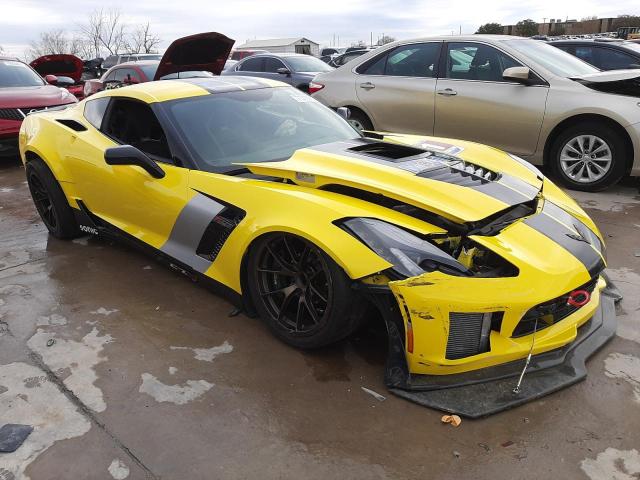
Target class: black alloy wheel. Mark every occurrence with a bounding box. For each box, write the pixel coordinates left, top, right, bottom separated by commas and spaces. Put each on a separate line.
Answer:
256, 234, 332, 335
28, 170, 58, 231
248, 233, 362, 349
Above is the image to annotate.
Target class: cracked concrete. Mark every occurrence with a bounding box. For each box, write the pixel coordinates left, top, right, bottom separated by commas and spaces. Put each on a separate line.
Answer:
0, 160, 639, 479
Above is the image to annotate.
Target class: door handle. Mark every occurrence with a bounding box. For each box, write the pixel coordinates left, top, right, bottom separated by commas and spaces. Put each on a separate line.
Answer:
359, 82, 375, 90
437, 88, 457, 96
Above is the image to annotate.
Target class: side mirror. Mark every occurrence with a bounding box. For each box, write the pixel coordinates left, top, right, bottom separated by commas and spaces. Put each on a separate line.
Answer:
336, 107, 351, 120
45, 74, 58, 85
503, 66, 533, 85
277, 67, 291, 76
104, 145, 165, 179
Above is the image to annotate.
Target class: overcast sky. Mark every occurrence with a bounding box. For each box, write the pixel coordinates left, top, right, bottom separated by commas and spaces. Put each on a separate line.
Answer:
1, 0, 638, 58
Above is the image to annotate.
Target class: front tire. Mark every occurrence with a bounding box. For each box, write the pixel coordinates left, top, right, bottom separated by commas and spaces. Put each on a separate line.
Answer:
346, 109, 373, 132
247, 233, 361, 349
26, 158, 80, 239
549, 122, 627, 191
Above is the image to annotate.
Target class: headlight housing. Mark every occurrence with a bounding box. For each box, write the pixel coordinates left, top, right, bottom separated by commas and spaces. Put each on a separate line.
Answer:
341, 218, 470, 278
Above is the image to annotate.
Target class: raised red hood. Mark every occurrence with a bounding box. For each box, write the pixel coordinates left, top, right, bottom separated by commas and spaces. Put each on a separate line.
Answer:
30, 54, 84, 83
153, 32, 234, 80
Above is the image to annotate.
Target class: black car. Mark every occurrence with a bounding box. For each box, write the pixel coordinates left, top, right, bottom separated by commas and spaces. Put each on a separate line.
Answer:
550, 39, 640, 70
328, 49, 370, 68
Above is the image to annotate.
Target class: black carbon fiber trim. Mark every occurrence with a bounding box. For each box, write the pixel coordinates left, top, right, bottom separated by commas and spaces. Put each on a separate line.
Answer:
524, 201, 605, 278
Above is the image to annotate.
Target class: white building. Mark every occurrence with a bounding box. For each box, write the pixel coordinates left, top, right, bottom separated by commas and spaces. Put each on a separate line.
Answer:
235, 37, 320, 56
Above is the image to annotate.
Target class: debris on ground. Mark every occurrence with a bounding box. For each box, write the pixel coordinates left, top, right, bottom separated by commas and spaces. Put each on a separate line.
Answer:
441, 414, 462, 427
478, 442, 491, 452
228, 308, 242, 317
46, 339, 55, 347
0, 424, 33, 453
452, 450, 461, 458
502, 440, 515, 448
361, 386, 386, 402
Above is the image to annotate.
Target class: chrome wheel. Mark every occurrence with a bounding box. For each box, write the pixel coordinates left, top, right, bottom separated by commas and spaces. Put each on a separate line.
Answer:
559, 135, 612, 184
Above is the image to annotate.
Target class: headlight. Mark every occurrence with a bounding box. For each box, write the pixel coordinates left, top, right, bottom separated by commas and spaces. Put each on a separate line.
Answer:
508, 153, 544, 178
341, 218, 470, 278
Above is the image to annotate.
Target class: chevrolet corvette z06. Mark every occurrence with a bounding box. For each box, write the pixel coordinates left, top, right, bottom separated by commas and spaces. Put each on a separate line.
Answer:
19, 74, 618, 417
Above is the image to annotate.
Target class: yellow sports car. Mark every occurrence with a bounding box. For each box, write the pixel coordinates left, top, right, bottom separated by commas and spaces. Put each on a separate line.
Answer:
18, 38, 618, 417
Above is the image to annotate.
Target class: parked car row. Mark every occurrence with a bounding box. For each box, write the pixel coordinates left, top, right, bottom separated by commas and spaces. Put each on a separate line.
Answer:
310, 35, 640, 191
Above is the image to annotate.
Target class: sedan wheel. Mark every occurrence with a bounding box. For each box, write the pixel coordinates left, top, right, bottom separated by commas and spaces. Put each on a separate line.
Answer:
559, 135, 612, 184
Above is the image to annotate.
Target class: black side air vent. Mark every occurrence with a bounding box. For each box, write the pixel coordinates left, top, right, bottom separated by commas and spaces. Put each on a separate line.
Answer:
56, 119, 87, 131
196, 206, 246, 262
348, 141, 426, 160
445, 312, 493, 360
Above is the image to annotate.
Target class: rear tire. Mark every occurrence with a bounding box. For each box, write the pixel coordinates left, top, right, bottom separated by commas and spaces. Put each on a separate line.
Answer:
247, 233, 362, 349
549, 121, 627, 191
346, 109, 373, 132
26, 158, 80, 239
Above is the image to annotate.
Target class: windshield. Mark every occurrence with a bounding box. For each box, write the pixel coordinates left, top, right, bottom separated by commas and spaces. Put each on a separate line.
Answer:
285, 56, 334, 72
139, 64, 159, 79
164, 86, 360, 172
0, 60, 45, 87
504, 39, 599, 77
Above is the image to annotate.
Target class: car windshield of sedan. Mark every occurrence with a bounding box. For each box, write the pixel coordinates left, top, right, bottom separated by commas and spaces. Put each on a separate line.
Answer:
164, 86, 360, 171
504, 39, 599, 77
0, 60, 45, 87
285, 56, 334, 72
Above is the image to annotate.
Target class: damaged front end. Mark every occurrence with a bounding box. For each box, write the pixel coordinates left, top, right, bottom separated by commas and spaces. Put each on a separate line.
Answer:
342, 193, 618, 417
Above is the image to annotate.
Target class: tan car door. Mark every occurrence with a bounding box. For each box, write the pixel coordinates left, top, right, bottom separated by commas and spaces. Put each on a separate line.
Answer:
434, 41, 549, 156
354, 41, 442, 134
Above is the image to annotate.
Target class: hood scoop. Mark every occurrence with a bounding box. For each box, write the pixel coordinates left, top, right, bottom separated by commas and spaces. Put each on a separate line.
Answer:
347, 141, 498, 185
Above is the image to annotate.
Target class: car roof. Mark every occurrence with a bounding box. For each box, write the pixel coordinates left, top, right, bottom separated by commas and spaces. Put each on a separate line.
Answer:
93, 75, 288, 103
247, 52, 313, 58
0, 56, 21, 62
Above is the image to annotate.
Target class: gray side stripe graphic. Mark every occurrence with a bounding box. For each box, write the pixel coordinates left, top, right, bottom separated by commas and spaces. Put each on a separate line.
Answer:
160, 193, 225, 274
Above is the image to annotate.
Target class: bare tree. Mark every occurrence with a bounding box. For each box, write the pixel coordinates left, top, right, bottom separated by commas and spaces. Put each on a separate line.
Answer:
79, 9, 127, 57
28, 30, 72, 59
125, 23, 161, 53
376, 35, 396, 46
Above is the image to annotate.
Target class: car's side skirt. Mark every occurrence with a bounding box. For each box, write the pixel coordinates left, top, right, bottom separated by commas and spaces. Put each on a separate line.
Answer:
72, 200, 248, 311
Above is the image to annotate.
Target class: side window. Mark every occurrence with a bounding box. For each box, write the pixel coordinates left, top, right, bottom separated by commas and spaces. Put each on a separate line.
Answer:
574, 46, 596, 65
358, 43, 440, 77
101, 98, 172, 161
263, 57, 286, 73
117, 68, 141, 83
445, 42, 523, 82
83, 97, 110, 129
238, 57, 264, 72
596, 48, 640, 70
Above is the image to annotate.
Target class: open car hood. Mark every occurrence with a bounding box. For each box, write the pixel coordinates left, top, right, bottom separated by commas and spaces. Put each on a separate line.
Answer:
153, 32, 234, 80
241, 138, 543, 224
30, 54, 83, 83
571, 69, 640, 97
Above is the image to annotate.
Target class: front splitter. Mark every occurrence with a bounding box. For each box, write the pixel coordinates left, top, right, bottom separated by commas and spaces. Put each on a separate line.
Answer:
383, 287, 618, 418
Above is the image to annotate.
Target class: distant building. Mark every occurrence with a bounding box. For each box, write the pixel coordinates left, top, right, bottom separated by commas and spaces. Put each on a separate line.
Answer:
235, 38, 320, 56
503, 17, 616, 36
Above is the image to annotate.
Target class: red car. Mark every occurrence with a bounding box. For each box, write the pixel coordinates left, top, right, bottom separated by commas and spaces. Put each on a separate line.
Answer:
0, 56, 77, 158
30, 54, 85, 99
84, 32, 234, 97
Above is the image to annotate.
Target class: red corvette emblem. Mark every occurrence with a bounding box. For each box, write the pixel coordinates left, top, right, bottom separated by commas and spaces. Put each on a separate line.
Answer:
567, 289, 591, 307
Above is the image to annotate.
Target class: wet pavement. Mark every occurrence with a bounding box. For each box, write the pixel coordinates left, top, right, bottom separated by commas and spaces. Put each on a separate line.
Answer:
0, 157, 639, 480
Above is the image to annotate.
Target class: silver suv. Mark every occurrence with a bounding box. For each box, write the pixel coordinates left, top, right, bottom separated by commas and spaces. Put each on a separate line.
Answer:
311, 35, 640, 191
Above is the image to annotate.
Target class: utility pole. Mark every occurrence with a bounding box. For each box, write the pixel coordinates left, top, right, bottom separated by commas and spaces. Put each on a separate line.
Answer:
459, 25, 462, 35
370, 31, 373, 47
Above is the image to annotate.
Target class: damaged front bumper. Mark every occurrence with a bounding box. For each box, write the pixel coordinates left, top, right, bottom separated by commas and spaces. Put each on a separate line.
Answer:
367, 274, 620, 418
